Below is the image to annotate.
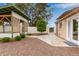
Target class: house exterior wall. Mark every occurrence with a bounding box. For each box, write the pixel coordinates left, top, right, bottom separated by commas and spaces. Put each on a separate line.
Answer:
56, 19, 66, 39
24, 22, 28, 32
66, 13, 79, 45
56, 13, 79, 40
12, 11, 28, 33
56, 23, 58, 36
12, 16, 20, 33
54, 24, 56, 33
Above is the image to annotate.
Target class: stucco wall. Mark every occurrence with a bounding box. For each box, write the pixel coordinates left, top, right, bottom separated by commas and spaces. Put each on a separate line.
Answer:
27, 27, 49, 34
56, 13, 79, 39
12, 11, 28, 22
56, 19, 66, 39
12, 11, 28, 33
24, 22, 28, 32
12, 17, 20, 33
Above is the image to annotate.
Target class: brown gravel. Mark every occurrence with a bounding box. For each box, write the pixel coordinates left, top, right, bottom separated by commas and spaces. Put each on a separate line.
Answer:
0, 37, 79, 56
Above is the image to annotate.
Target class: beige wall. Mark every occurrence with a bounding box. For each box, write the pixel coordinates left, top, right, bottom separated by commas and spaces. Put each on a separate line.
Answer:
12, 17, 20, 33
12, 11, 28, 22
11, 11, 28, 33
56, 13, 79, 40
24, 22, 28, 32
11, 17, 28, 33
28, 26, 49, 34
56, 19, 67, 39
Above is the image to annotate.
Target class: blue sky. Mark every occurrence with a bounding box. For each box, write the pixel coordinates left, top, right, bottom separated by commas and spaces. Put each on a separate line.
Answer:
0, 3, 79, 27
48, 3, 79, 27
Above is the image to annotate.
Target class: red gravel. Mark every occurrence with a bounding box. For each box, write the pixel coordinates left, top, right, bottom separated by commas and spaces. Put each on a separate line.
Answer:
0, 37, 79, 56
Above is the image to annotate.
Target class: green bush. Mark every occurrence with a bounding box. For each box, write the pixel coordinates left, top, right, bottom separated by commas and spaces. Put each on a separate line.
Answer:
20, 33, 25, 38
15, 36, 21, 41
36, 16, 47, 33
1, 37, 10, 42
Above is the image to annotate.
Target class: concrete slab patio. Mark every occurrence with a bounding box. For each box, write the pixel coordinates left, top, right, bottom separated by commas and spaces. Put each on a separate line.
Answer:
28, 33, 69, 47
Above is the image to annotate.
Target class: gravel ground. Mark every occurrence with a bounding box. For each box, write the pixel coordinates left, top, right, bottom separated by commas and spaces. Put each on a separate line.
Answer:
0, 37, 79, 56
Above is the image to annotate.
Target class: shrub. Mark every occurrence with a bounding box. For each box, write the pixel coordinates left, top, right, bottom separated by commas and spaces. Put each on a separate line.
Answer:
1, 37, 10, 42
36, 16, 47, 34
20, 33, 25, 38
15, 36, 21, 41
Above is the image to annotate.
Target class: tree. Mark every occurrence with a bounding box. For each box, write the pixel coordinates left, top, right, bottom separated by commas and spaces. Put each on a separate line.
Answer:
28, 3, 53, 26
15, 3, 53, 26
36, 16, 47, 34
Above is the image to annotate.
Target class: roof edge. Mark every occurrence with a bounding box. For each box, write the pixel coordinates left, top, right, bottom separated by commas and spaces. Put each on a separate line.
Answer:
0, 4, 30, 20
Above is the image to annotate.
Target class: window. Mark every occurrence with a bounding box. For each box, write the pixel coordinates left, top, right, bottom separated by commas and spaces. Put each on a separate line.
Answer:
59, 22, 62, 28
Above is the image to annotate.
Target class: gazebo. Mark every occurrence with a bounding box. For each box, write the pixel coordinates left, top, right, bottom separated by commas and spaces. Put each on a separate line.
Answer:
0, 4, 29, 38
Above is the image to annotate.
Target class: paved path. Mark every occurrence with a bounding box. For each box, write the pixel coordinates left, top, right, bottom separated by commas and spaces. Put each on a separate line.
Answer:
0, 37, 79, 56
28, 33, 69, 47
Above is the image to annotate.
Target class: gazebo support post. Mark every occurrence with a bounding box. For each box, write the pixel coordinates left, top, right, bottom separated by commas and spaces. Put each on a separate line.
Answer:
11, 16, 13, 39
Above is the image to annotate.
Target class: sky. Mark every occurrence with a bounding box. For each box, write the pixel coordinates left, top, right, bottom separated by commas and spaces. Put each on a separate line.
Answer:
48, 3, 79, 27
0, 3, 79, 27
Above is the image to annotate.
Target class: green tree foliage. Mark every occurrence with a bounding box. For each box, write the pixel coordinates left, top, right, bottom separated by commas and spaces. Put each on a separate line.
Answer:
36, 16, 47, 33
15, 3, 53, 26
15, 3, 30, 12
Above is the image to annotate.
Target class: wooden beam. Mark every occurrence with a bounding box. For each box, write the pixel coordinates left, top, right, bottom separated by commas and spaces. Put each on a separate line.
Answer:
0, 15, 11, 17
5, 17, 11, 24
0, 17, 4, 22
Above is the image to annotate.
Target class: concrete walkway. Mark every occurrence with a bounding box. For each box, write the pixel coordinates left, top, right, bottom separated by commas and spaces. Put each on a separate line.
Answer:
28, 33, 70, 47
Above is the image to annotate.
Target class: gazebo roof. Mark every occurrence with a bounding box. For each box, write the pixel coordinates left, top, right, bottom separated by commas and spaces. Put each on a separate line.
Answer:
0, 4, 30, 20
